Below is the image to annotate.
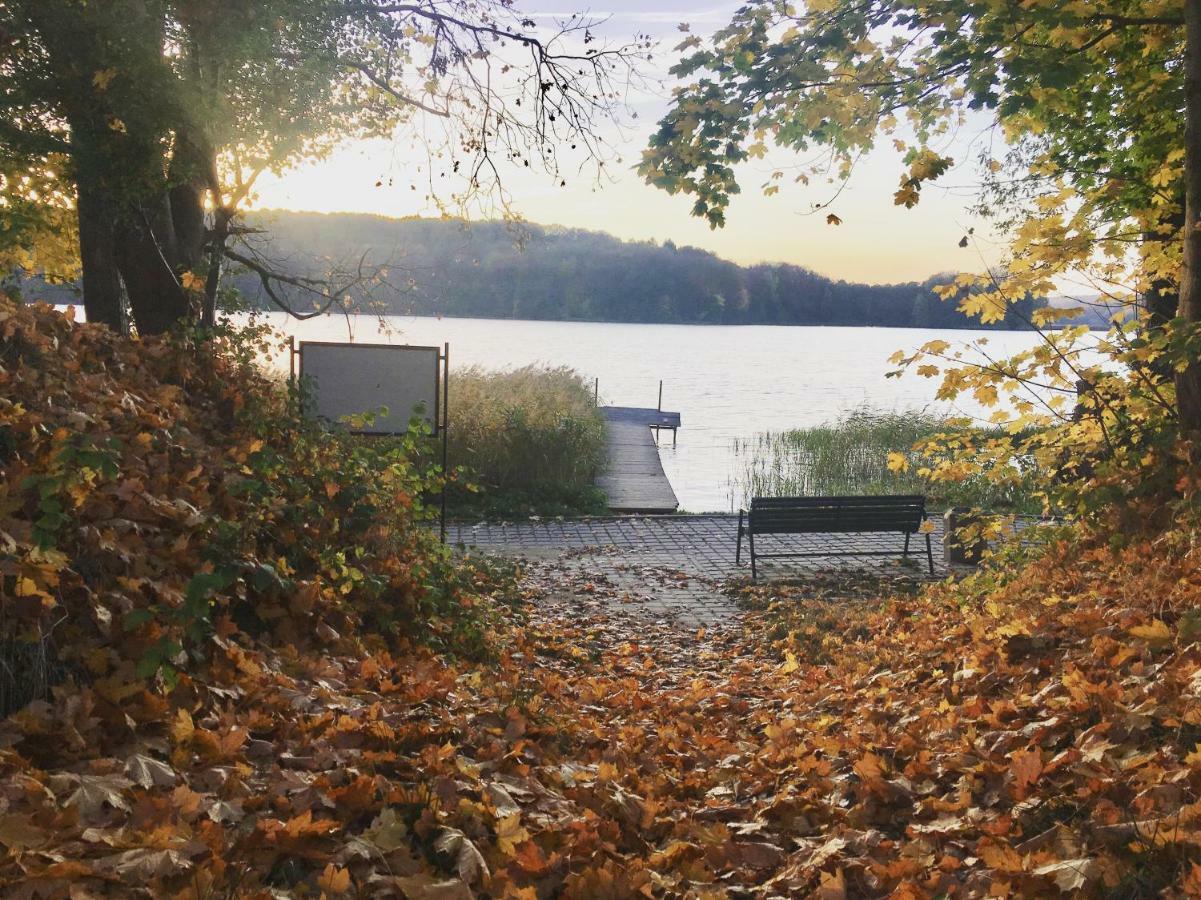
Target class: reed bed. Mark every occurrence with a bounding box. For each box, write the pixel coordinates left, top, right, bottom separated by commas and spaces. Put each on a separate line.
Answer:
447, 365, 607, 517
731, 408, 1038, 512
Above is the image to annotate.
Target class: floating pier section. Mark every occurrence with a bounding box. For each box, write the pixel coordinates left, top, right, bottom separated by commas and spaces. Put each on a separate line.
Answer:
597, 407, 681, 514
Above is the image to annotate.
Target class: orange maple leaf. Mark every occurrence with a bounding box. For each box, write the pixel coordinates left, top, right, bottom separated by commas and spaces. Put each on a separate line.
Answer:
1009, 747, 1042, 799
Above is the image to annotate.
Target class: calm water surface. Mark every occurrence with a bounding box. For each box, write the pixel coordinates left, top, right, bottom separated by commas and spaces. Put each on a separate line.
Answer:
263, 314, 1042, 512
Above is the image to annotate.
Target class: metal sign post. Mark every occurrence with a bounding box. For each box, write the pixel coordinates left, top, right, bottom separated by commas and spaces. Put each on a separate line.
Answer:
440, 342, 449, 544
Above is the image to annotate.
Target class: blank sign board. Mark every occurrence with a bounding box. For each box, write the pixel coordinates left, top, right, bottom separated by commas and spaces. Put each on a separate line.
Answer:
299, 342, 441, 435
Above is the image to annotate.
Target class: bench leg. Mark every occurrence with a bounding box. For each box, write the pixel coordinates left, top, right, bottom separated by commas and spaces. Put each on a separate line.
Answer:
903, 532, 911, 560
736, 510, 744, 565
925, 533, 934, 575
749, 529, 758, 581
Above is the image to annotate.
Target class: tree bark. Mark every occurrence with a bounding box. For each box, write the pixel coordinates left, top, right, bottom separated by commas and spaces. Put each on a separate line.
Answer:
75, 180, 125, 331
201, 210, 230, 330
1145, 209, 1184, 329
28, 0, 201, 337
113, 197, 190, 336
1178, 0, 1201, 428
168, 128, 211, 272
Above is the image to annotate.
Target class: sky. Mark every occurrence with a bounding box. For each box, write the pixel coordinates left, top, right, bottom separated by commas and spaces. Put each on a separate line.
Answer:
251, 2, 1002, 286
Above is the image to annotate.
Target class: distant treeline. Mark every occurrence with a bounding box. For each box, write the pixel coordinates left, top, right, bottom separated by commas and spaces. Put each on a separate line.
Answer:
237, 212, 1056, 329
12, 211, 1119, 329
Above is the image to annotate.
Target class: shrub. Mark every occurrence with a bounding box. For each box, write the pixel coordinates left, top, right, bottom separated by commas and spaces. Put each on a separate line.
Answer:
446, 365, 607, 517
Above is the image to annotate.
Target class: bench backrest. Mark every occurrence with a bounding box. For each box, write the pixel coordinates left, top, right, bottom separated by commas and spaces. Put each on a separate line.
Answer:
748, 495, 927, 534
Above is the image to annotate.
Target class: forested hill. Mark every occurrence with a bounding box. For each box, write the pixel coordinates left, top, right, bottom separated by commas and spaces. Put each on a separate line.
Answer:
238, 211, 1052, 329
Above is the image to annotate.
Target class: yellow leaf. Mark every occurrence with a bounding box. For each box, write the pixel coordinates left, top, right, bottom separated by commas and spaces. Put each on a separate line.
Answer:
887, 452, 909, 473
92, 68, 117, 90
1129, 620, 1172, 644
818, 868, 847, 900
978, 838, 1023, 872
894, 184, 920, 207
171, 708, 195, 745
495, 814, 530, 856
779, 650, 799, 674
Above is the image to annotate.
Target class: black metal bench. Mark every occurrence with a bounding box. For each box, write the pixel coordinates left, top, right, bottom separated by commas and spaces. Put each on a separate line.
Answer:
736, 495, 934, 579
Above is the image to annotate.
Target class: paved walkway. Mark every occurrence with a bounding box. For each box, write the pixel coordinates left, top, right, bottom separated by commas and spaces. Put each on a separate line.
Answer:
451, 515, 946, 578
450, 515, 949, 626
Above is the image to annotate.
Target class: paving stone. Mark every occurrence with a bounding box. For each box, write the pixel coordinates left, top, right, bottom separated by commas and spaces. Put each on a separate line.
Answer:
450, 515, 950, 625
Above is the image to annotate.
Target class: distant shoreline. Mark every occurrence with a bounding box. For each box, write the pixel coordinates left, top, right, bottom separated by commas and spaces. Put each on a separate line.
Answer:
253, 308, 1100, 333
41, 302, 1104, 333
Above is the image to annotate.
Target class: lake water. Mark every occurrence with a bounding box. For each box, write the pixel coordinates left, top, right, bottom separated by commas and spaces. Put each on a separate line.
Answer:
261, 313, 1045, 513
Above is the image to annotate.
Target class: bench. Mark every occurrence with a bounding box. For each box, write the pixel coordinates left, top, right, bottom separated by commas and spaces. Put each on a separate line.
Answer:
736, 495, 934, 580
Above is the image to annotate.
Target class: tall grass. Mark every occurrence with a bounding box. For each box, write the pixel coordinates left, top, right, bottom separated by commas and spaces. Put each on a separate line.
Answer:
731, 408, 1038, 512
448, 365, 607, 517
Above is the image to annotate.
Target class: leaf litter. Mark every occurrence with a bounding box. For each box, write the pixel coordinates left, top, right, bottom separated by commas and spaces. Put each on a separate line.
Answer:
3, 299, 1201, 896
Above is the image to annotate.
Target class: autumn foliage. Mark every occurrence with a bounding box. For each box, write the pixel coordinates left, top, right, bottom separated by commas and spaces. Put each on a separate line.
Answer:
4, 298, 1201, 896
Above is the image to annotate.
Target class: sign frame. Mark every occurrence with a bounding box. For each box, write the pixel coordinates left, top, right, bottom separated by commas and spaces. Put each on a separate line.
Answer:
290, 337, 451, 542
296, 339, 444, 436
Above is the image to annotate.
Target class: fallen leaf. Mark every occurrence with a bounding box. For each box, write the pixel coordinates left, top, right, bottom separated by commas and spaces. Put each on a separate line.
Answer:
0, 814, 49, 849
65, 774, 134, 818
99, 848, 191, 880
1129, 619, 1172, 644
318, 863, 351, 894
435, 828, 488, 885
1010, 747, 1042, 798
124, 753, 178, 789
1033, 857, 1098, 892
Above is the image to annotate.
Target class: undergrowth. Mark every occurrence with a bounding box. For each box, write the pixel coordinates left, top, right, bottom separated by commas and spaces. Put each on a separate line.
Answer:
0, 297, 510, 706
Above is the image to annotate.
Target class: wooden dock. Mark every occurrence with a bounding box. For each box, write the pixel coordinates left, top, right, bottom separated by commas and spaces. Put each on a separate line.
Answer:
597, 407, 681, 514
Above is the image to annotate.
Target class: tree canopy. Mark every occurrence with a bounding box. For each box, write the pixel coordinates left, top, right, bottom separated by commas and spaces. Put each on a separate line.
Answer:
639, 0, 1187, 333
0, 0, 647, 334
640, 0, 1201, 478
641, 0, 1182, 254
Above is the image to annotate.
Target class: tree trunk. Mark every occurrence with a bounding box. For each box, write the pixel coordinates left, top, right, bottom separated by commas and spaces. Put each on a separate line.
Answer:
1178, 0, 1201, 429
31, 0, 200, 337
1145, 209, 1184, 329
1146, 273, 1179, 329
75, 180, 125, 331
201, 214, 229, 330
114, 202, 192, 336
168, 129, 211, 272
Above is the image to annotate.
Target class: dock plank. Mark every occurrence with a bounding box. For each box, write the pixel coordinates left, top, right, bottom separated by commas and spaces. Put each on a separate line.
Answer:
598, 409, 680, 513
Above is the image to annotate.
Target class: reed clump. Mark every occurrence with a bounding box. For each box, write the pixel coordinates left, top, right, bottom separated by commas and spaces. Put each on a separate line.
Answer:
731, 408, 1038, 512
448, 365, 607, 517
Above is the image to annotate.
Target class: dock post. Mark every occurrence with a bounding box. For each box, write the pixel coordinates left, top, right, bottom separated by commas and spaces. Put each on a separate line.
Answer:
658, 380, 663, 411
